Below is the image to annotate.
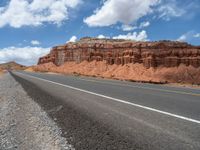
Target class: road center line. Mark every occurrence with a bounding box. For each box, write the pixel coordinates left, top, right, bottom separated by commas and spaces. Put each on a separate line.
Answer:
15, 72, 200, 125
78, 78, 200, 96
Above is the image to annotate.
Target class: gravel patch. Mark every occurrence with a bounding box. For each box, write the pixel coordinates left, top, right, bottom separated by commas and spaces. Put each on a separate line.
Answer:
0, 73, 74, 150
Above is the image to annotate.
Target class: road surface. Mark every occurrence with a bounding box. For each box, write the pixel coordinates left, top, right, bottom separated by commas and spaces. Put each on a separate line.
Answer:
11, 71, 200, 150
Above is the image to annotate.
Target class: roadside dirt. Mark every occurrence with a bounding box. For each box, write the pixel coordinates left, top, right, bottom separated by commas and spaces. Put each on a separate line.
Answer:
0, 73, 74, 150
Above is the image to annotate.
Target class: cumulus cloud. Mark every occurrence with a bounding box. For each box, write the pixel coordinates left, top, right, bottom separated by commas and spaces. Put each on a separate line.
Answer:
0, 46, 50, 65
0, 0, 81, 28
139, 21, 150, 28
67, 36, 77, 43
121, 21, 150, 31
194, 33, 200, 38
157, 1, 185, 21
84, 0, 159, 27
97, 31, 148, 41
31, 40, 40, 45
84, 0, 189, 27
97, 35, 110, 39
177, 35, 187, 42
113, 30, 148, 41
121, 24, 137, 31
177, 31, 200, 42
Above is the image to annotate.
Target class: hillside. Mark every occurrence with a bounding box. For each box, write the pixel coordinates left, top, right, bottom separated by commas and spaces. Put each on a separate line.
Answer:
0, 61, 26, 70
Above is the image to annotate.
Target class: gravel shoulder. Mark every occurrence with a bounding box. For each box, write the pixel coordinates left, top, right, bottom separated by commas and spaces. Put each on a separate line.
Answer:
0, 73, 73, 150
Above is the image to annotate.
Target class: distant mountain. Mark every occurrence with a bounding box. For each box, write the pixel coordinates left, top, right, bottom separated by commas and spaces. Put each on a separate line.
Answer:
0, 61, 26, 70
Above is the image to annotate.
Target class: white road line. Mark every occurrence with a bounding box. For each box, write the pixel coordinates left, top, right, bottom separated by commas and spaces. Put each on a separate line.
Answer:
15, 72, 200, 125
78, 78, 200, 96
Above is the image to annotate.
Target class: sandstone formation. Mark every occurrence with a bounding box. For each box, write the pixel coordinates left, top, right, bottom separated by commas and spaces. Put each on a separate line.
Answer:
35, 38, 200, 85
38, 38, 200, 69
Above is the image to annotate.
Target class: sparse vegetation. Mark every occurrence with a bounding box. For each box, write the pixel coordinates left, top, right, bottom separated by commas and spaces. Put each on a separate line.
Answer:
0, 61, 26, 70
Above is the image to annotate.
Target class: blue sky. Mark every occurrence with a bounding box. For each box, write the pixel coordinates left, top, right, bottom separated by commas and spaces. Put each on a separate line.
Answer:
0, 0, 200, 65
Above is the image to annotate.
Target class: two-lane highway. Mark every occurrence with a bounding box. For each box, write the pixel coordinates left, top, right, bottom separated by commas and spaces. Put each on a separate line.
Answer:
12, 71, 200, 150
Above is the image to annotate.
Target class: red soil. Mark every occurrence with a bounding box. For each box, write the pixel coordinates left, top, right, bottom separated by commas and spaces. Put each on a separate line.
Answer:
33, 61, 200, 85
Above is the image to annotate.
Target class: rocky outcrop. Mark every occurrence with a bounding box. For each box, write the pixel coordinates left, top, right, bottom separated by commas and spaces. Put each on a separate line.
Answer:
38, 38, 200, 68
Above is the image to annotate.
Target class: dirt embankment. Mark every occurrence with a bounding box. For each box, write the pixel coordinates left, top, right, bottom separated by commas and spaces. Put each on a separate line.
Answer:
0, 69, 3, 75
31, 61, 200, 85
0, 68, 6, 75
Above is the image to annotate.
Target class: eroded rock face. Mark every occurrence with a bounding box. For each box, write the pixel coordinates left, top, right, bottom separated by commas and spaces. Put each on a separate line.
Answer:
38, 38, 200, 68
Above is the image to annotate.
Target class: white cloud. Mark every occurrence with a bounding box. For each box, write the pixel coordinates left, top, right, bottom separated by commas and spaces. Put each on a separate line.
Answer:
0, 0, 81, 28
139, 21, 150, 28
177, 35, 187, 42
31, 40, 40, 45
113, 30, 148, 41
177, 31, 200, 42
121, 24, 137, 31
194, 33, 200, 38
97, 35, 110, 39
157, 2, 185, 21
84, 0, 159, 27
97, 31, 148, 41
84, 0, 190, 27
0, 46, 50, 65
121, 21, 150, 31
67, 36, 77, 43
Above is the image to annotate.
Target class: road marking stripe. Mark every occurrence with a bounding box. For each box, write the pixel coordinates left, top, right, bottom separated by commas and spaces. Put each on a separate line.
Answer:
78, 78, 200, 96
15, 72, 200, 125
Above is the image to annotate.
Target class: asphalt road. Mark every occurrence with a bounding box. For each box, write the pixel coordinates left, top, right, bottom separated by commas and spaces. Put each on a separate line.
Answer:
11, 71, 200, 150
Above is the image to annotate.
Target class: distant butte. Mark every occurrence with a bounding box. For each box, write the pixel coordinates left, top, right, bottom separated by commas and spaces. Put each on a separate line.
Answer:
34, 38, 200, 85
38, 37, 200, 68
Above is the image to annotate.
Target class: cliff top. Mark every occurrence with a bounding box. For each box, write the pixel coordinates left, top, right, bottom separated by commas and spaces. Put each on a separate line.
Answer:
72, 37, 187, 44
54, 37, 198, 49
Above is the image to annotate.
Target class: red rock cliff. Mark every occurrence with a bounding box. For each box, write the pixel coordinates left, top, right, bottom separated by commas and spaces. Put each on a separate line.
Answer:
38, 38, 200, 68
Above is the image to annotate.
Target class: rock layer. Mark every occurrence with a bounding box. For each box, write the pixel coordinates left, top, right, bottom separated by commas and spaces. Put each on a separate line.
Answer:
38, 38, 200, 68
